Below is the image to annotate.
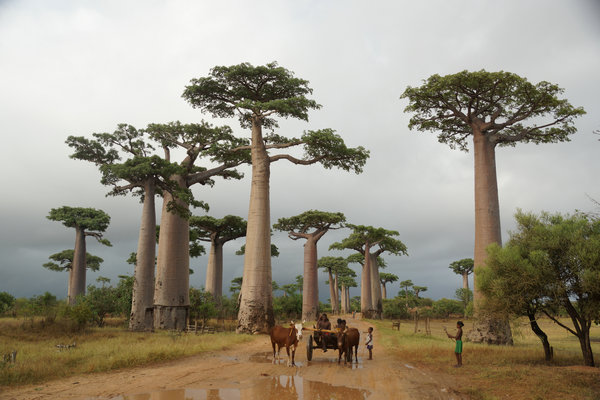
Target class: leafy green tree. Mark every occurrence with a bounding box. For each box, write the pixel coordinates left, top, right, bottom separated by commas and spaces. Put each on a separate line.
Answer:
183, 61, 369, 333
379, 272, 398, 300
47, 207, 111, 304
189, 215, 247, 300
43, 249, 103, 273
432, 298, 464, 318
455, 288, 473, 319
399, 280, 414, 308
449, 258, 474, 290
0, 292, 15, 315
189, 287, 217, 328
402, 70, 585, 344
480, 210, 600, 366
273, 210, 346, 320
331, 225, 408, 318
83, 281, 118, 327
413, 285, 428, 299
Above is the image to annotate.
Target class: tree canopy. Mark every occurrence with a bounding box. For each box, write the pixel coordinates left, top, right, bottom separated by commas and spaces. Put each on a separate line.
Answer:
47, 206, 111, 245
43, 250, 103, 272
401, 70, 585, 151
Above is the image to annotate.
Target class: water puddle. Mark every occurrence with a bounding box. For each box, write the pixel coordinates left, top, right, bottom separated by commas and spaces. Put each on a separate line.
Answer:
248, 352, 304, 367
106, 375, 369, 400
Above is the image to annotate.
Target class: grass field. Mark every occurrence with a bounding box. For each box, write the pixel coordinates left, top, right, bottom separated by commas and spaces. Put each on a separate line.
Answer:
0, 317, 252, 387
370, 316, 600, 400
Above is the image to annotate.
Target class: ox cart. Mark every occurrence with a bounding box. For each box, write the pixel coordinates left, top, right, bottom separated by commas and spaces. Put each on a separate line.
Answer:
303, 326, 349, 362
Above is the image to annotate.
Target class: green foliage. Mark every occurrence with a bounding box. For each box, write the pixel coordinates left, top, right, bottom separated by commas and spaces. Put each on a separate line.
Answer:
330, 224, 408, 258
479, 210, 600, 365
300, 129, 369, 173
401, 70, 585, 151
43, 250, 104, 272
449, 258, 474, 276
59, 301, 93, 330
189, 215, 247, 246
47, 206, 111, 239
273, 210, 346, 235
183, 61, 321, 129
273, 293, 302, 320
0, 292, 15, 315
379, 272, 398, 285
431, 298, 464, 318
81, 285, 117, 327
455, 288, 473, 317
189, 287, 217, 327
382, 298, 410, 319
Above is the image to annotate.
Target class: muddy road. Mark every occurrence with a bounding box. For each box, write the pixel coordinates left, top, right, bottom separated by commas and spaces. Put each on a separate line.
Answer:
1, 319, 464, 400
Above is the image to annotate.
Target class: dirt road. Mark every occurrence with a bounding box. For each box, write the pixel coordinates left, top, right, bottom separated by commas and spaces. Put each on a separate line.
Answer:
1, 319, 465, 400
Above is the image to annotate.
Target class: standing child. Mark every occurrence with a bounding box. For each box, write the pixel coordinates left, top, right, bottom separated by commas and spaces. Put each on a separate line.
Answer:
365, 327, 374, 360
445, 321, 464, 367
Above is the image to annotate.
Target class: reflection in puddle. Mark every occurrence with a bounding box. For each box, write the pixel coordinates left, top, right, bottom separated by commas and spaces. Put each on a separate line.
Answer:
107, 375, 369, 400
248, 352, 304, 367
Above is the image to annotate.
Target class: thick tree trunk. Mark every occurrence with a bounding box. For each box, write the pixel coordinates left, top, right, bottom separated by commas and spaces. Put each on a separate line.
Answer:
154, 175, 190, 331
462, 272, 469, 290
467, 127, 513, 345
369, 253, 382, 318
361, 250, 373, 318
205, 240, 224, 300
381, 283, 387, 300
302, 237, 319, 321
328, 270, 338, 315
237, 120, 274, 334
129, 179, 156, 331
69, 227, 87, 305
527, 311, 552, 362
578, 329, 595, 367
334, 272, 339, 314
340, 284, 347, 314
345, 287, 350, 313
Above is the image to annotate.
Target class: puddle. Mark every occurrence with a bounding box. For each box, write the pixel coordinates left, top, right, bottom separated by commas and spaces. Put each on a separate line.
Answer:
106, 375, 369, 400
248, 352, 304, 367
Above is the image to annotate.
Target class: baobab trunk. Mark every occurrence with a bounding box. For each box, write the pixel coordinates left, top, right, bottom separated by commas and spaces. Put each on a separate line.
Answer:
361, 250, 373, 318
462, 272, 469, 290
381, 283, 387, 300
129, 179, 156, 331
369, 253, 383, 318
154, 175, 190, 331
467, 127, 513, 344
68, 227, 87, 305
340, 284, 347, 314
237, 120, 274, 334
334, 272, 340, 314
302, 237, 319, 321
205, 240, 224, 300
327, 269, 338, 315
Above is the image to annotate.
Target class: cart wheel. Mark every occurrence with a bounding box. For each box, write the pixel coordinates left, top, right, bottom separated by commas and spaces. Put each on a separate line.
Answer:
307, 335, 313, 361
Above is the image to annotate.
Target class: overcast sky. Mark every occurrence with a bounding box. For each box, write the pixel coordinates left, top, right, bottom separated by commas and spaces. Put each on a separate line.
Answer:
1, 0, 598, 303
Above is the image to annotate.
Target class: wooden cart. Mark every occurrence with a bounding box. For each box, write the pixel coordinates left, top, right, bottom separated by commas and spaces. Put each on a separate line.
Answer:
303, 326, 341, 361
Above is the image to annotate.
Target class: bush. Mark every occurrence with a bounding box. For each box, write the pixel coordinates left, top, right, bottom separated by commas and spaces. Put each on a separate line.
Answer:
382, 298, 410, 319
432, 298, 464, 318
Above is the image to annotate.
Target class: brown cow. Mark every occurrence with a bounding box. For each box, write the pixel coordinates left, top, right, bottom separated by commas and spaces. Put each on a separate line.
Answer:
269, 321, 304, 366
336, 327, 360, 364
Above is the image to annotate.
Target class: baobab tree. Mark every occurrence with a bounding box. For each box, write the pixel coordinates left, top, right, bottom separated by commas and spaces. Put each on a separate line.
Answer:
47, 206, 111, 304
189, 215, 247, 300
413, 285, 428, 299
43, 250, 104, 298
336, 265, 357, 314
146, 121, 249, 330
331, 225, 407, 318
401, 70, 584, 344
318, 256, 347, 315
449, 258, 474, 290
273, 210, 346, 321
399, 279, 414, 308
183, 62, 369, 333
347, 253, 386, 315
67, 124, 183, 331
379, 272, 398, 299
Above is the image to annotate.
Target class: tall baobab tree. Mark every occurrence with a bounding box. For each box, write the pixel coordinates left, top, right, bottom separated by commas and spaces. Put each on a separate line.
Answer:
67, 124, 183, 331
401, 70, 584, 344
331, 225, 407, 318
413, 285, 428, 299
318, 256, 347, 315
449, 258, 474, 290
379, 272, 398, 299
336, 265, 357, 314
147, 121, 249, 330
273, 210, 346, 321
47, 206, 111, 304
43, 250, 104, 299
183, 62, 369, 333
189, 215, 247, 300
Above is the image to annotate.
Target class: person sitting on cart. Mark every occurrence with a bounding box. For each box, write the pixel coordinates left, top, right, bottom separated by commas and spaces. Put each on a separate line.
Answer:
317, 313, 332, 352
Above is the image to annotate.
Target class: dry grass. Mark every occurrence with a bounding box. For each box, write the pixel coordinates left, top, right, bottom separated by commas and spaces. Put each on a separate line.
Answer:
370, 317, 600, 400
0, 317, 254, 387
